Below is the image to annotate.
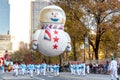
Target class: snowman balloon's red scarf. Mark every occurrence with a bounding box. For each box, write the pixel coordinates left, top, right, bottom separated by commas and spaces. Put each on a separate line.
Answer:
40, 23, 64, 41
41, 23, 64, 30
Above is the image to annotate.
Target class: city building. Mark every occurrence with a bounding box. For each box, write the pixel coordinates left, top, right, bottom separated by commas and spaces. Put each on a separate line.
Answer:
0, 0, 10, 34
0, 34, 11, 57
31, 0, 50, 33
0, 0, 10, 58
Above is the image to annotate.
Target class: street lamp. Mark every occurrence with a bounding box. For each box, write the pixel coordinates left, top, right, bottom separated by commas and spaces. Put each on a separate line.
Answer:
84, 43, 86, 63
84, 34, 89, 63
31, 50, 34, 63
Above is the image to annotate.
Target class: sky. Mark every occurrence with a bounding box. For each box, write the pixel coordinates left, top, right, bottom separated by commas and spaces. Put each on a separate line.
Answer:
0, 0, 9, 34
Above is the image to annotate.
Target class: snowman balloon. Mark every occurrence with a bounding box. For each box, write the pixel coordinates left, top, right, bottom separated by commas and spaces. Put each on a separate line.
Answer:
32, 5, 71, 56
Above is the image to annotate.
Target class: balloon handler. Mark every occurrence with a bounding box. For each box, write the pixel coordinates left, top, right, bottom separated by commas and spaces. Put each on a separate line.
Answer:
108, 57, 119, 80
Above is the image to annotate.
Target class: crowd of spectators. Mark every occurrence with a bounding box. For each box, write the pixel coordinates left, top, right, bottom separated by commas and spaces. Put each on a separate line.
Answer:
61, 61, 120, 75
89, 61, 120, 75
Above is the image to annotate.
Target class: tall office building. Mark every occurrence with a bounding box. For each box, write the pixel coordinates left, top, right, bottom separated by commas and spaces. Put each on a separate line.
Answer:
0, 0, 10, 34
9, 0, 50, 51
31, 0, 49, 32
0, 0, 11, 58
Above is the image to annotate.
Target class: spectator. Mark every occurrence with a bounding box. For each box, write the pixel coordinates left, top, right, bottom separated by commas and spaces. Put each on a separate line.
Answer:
89, 63, 93, 73
105, 61, 109, 74
93, 63, 97, 73
118, 63, 120, 75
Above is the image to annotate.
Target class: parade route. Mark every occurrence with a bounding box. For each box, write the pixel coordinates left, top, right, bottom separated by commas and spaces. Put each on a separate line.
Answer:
60, 72, 112, 80
0, 71, 120, 80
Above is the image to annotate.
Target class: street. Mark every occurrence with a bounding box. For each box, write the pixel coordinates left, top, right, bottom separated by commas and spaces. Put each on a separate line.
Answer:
0, 70, 119, 80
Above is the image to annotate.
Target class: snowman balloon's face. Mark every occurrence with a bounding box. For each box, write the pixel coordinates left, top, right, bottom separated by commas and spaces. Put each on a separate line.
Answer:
40, 5, 66, 25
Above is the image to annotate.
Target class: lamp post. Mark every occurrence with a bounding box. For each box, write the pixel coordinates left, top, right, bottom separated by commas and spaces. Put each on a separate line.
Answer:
84, 34, 89, 63
84, 43, 86, 63
31, 50, 34, 63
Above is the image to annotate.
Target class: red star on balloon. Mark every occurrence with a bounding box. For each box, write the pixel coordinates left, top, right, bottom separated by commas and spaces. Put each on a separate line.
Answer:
54, 30, 58, 35
53, 36, 59, 43
53, 44, 58, 49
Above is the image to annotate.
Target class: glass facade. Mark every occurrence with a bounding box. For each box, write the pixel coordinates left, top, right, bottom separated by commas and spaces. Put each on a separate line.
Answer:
0, 0, 10, 34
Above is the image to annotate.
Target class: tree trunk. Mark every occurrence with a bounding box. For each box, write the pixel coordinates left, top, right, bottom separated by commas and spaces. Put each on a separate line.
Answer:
94, 48, 99, 60
48, 57, 51, 64
59, 55, 62, 72
94, 33, 101, 62
105, 49, 108, 58
73, 37, 77, 61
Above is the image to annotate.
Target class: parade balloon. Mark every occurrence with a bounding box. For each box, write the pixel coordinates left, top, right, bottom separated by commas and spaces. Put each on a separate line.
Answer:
32, 5, 71, 56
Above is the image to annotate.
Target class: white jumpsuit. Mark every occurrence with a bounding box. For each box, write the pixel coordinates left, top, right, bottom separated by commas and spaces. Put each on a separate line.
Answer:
109, 60, 119, 80
13, 64, 19, 76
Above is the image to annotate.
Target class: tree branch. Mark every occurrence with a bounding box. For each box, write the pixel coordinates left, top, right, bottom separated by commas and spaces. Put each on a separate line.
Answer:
100, 9, 120, 23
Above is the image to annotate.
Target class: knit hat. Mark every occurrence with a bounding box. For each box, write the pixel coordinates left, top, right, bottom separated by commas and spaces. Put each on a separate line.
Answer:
111, 56, 115, 60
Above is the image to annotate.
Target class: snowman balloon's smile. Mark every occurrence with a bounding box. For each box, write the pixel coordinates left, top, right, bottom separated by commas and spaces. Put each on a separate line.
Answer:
32, 5, 71, 56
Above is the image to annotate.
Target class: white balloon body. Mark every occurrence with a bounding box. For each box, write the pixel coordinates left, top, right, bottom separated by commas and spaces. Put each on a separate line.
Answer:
37, 29, 68, 56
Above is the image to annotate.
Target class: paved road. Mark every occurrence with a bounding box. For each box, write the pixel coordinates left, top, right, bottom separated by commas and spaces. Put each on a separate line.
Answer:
0, 71, 120, 80
60, 72, 112, 80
